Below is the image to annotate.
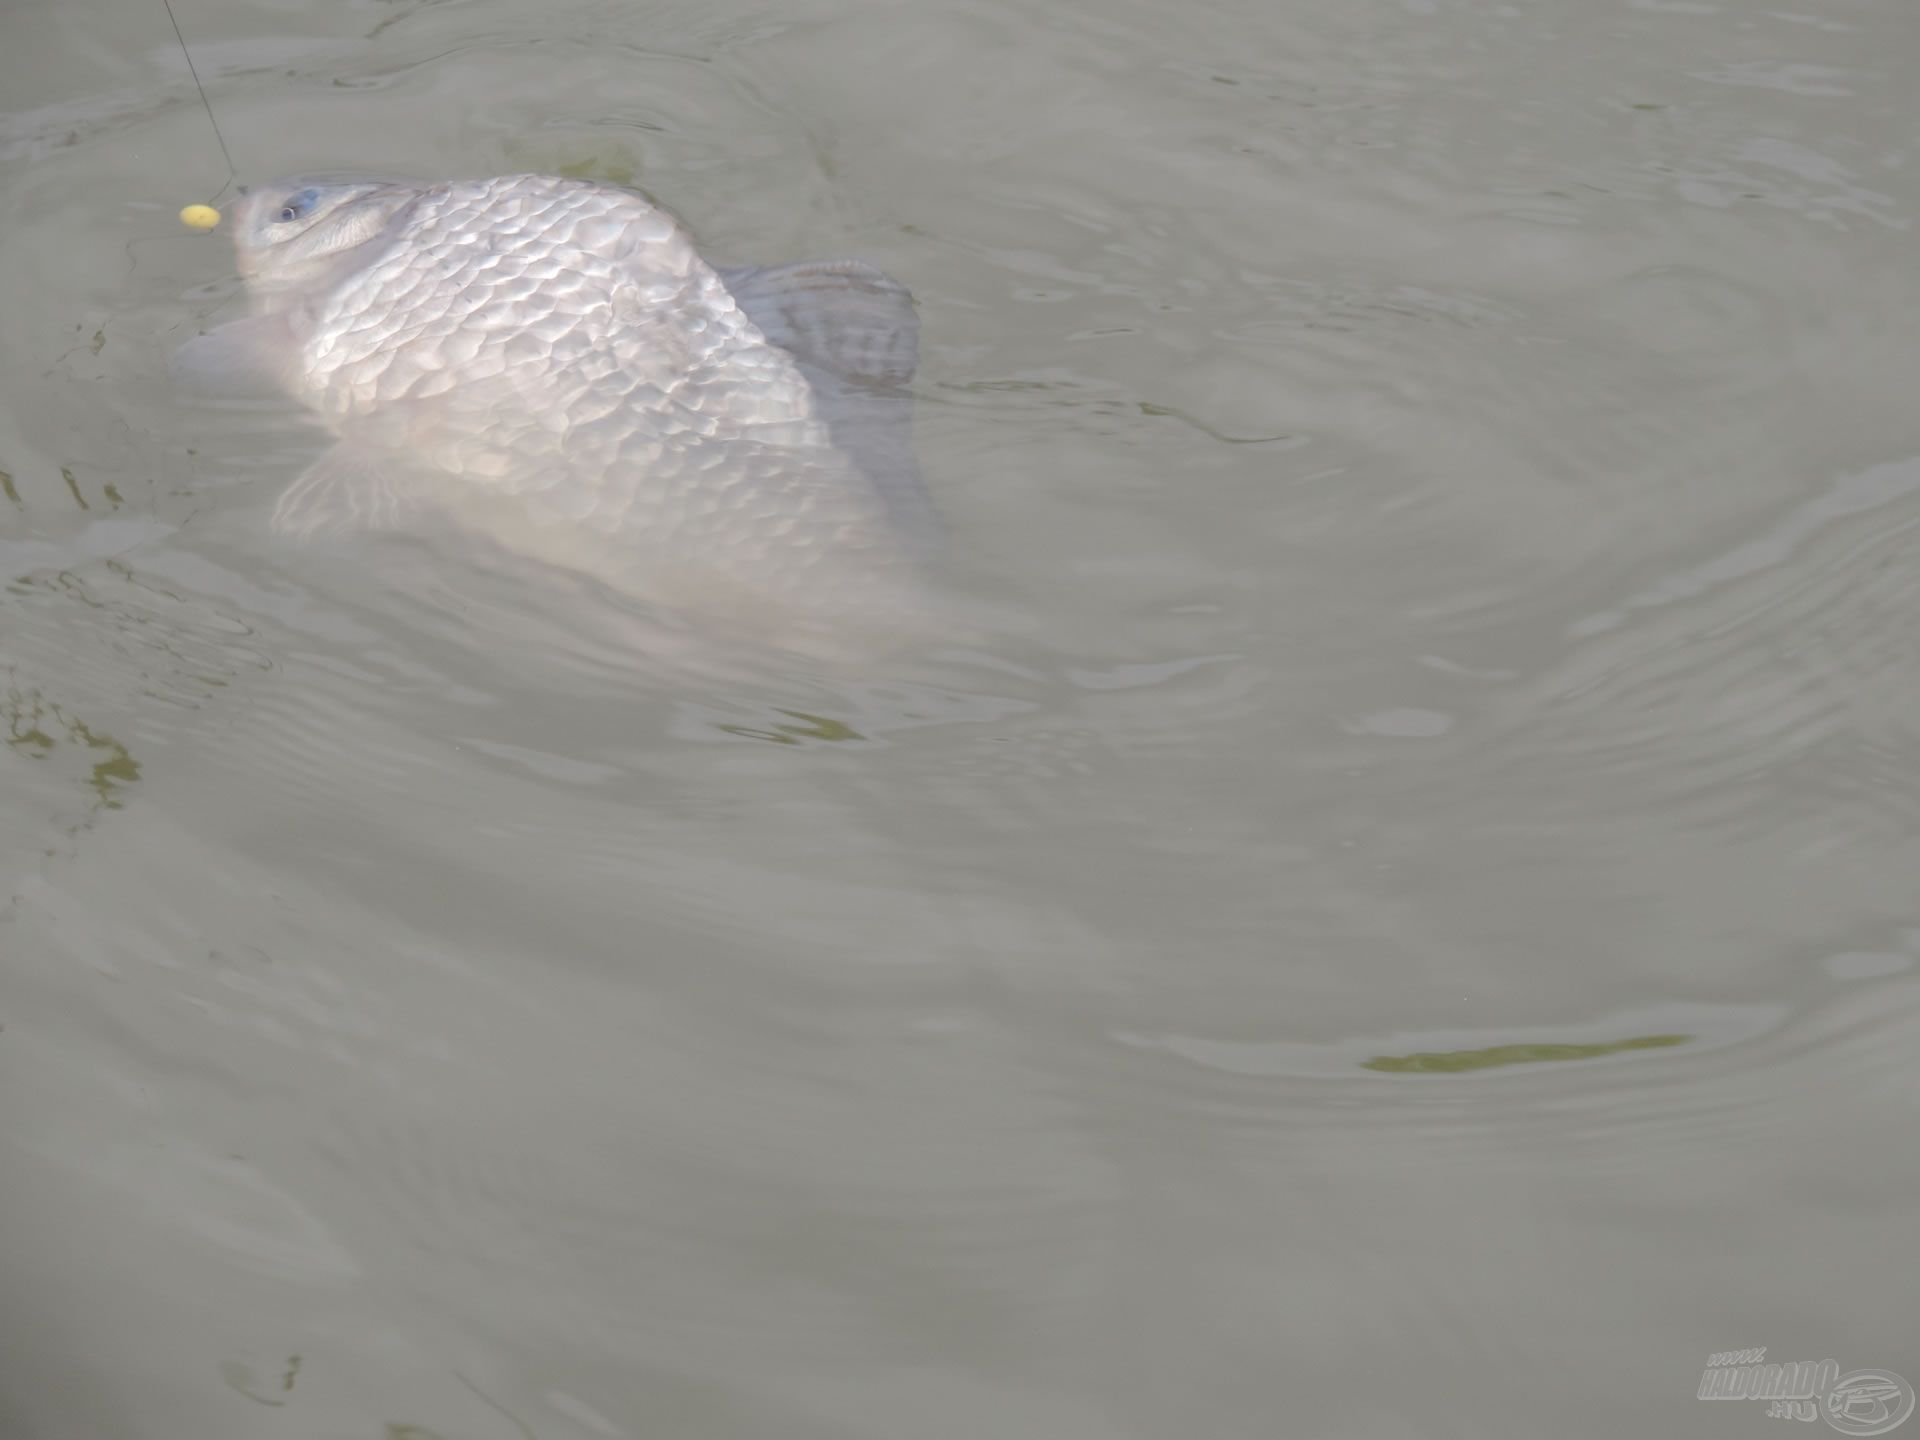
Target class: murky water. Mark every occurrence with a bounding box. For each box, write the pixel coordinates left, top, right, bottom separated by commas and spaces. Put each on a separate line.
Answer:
6, 0, 1920, 1434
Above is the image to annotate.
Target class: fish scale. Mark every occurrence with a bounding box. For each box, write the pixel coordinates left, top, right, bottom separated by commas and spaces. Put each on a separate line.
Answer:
177, 173, 940, 649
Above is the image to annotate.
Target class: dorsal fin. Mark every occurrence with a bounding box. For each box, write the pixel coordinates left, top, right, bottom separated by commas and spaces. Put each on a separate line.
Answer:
717, 261, 918, 389
719, 260, 939, 551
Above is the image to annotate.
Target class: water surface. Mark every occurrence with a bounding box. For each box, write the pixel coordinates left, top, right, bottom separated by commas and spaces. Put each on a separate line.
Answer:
5, 0, 1920, 1435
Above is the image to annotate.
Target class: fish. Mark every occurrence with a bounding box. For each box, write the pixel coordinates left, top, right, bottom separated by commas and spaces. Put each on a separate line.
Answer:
173, 173, 942, 655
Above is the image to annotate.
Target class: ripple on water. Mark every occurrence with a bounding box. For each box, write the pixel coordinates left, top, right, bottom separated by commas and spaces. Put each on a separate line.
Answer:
5, 0, 1920, 1433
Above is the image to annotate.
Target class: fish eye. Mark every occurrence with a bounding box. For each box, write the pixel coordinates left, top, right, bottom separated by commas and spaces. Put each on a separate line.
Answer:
276, 188, 320, 224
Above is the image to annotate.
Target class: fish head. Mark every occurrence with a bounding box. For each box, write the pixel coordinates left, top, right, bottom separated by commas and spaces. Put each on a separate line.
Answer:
231, 177, 419, 304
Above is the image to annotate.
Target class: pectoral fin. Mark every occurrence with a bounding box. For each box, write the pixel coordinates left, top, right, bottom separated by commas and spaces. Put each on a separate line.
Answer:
271, 442, 431, 539
718, 261, 918, 389
169, 313, 302, 398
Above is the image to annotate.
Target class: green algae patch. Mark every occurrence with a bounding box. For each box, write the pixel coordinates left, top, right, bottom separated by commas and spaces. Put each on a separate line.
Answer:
554, 151, 640, 187
6, 689, 142, 808
1362, 1033, 1690, 1074
716, 709, 865, 746
503, 139, 643, 189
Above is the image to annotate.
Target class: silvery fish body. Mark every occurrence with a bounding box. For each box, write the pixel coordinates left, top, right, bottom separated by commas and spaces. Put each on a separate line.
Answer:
178, 174, 939, 648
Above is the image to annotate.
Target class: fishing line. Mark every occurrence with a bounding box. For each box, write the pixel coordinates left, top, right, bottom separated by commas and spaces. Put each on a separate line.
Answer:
161, 0, 236, 209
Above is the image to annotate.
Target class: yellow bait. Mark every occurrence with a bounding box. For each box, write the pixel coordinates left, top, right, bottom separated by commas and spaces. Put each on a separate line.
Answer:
179, 203, 221, 230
